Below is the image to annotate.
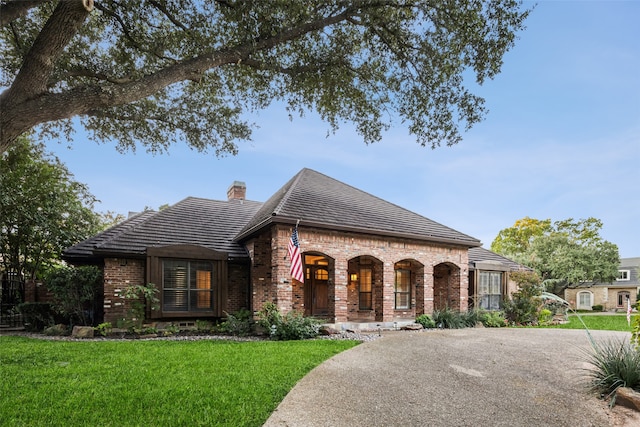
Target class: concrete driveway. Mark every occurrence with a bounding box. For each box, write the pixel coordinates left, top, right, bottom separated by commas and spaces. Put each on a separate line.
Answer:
264, 328, 638, 427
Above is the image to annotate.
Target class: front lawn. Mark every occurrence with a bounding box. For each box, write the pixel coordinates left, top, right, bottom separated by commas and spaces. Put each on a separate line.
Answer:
544, 314, 634, 332
0, 336, 358, 427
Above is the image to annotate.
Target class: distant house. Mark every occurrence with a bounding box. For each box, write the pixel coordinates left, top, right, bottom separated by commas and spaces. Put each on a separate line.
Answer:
564, 257, 639, 311
54, 168, 526, 327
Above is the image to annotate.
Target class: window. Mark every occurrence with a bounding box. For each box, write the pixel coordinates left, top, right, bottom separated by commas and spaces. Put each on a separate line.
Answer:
359, 267, 372, 310
162, 260, 214, 312
395, 269, 411, 309
577, 291, 592, 310
618, 291, 630, 308
617, 270, 630, 281
478, 272, 502, 310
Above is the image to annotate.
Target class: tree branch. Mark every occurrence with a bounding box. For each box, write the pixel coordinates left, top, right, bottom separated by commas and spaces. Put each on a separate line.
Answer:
0, 0, 50, 27
0, 0, 94, 106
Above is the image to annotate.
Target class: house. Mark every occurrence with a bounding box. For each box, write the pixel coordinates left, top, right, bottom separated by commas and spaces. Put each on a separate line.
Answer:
60, 168, 527, 327
564, 257, 639, 311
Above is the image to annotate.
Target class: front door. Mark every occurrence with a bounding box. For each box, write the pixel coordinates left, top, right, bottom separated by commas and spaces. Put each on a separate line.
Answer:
305, 266, 329, 316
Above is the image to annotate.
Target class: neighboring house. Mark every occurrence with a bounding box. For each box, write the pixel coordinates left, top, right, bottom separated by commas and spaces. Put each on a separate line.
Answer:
53, 168, 524, 327
564, 257, 639, 311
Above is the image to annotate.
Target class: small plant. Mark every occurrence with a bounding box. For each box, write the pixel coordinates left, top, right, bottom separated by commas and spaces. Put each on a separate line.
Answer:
584, 338, 640, 406
538, 308, 553, 325
432, 307, 465, 329
592, 305, 604, 312
122, 283, 159, 329
461, 309, 481, 327
219, 309, 254, 336
415, 314, 435, 329
95, 322, 113, 337
480, 310, 507, 328
195, 319, 214, 332
256, 302, 320, 340
163, 323, 181, 335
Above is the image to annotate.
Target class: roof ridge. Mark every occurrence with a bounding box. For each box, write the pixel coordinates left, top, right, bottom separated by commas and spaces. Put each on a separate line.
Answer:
271, 168, 307, 216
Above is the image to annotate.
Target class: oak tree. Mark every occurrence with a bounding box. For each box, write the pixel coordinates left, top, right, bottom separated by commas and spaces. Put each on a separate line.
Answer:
491, 217, 620, 294
0, 0, 530, 154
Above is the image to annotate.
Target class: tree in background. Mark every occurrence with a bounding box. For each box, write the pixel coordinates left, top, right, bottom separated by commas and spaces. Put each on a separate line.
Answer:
0, 1, 530, 154
491, 217, 619, 294
0, 136, 102, 290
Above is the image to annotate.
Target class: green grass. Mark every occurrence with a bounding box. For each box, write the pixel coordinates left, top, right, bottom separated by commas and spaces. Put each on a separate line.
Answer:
543, 314, 634, 332
0, 337, 359, 426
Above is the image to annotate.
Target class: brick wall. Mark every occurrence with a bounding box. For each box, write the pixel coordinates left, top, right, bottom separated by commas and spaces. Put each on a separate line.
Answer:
103, 258, 145, 324
249, 224, 469, 323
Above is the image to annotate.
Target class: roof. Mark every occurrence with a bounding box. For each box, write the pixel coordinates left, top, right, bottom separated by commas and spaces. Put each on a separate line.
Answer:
64, 197, 262, 260
236, 168, 481, 247
468, 247, 529, 271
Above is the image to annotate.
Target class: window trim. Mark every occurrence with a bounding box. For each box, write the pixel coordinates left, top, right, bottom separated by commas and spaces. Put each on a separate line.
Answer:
617, 291, 631, 308
147, 245, 227, 318
358, 267, 373, 310
478, 271, 503, 311
394, 268, 411, 310
617, 270, 630, 281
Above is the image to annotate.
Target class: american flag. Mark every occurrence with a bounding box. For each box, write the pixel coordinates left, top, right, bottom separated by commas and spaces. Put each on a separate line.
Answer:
627, 297, 632, 326
288, 227, 304, 283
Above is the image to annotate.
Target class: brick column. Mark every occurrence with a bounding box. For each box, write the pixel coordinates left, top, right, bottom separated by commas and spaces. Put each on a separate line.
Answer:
380, 261, 395, 322
333, 258, 348, 323
424, 266, 434, 314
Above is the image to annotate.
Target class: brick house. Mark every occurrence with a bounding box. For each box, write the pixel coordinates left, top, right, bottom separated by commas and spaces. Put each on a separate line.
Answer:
62, 168, 525, 327
564, 257, 639, 311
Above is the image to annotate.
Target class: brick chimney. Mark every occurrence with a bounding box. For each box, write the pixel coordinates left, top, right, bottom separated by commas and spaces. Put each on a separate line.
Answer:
227, 181, 246, 200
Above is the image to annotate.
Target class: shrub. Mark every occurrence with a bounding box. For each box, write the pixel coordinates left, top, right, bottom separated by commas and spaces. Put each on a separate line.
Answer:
432, 307, 465, 329
121, 283, 159, 330
538, 308, 553, 325
195, 319, 214, 332
592, 305, 604, 312
95, 322, 112, 337
218, 309, 254, 336
46, 265, 102, 326
415, 314, 435, 329
584, 338, 640, 405
461, 309, 481, 327
502, 271, 543, 325
480, 310, 507, 328
257, 302, 320, 340
17, 302, 56, 332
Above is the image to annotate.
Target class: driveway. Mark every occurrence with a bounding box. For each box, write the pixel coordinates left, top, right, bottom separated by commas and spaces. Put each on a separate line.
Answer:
264, 328, 638, 427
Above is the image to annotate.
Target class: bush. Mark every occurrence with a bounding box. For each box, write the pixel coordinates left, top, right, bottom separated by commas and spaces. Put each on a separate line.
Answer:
415, 314, 435, 329
592, 305, 604, 312
479, 310, 507, 328
584, 338, 640, 405
218, 309, 254, 336
538, 308, 553, 325
121, 283, 159, 330
461, 310, 481, 327
17, 302, 56, 332
502, 272, 543, 326
46, 265, 102, 326
257, 302, 320, 340
432, 307, 465, 329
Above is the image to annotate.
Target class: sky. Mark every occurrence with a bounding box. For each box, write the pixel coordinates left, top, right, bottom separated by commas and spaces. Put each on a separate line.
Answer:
42, 0, 639, 258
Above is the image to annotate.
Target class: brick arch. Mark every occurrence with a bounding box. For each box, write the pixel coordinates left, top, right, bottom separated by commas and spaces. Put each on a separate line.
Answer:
300, 252, 334, 318
433, 262, 461, 311
347, 255, 384, 322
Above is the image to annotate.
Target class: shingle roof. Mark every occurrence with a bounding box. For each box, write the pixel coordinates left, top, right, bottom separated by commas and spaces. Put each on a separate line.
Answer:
64, 210, 156, 260
64, 197, 262, 260
468, 247, 529, 271
236, 168, 481, 247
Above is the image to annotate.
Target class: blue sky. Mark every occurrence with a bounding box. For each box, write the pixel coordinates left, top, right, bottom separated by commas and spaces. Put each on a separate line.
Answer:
44, 0, 639, 258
